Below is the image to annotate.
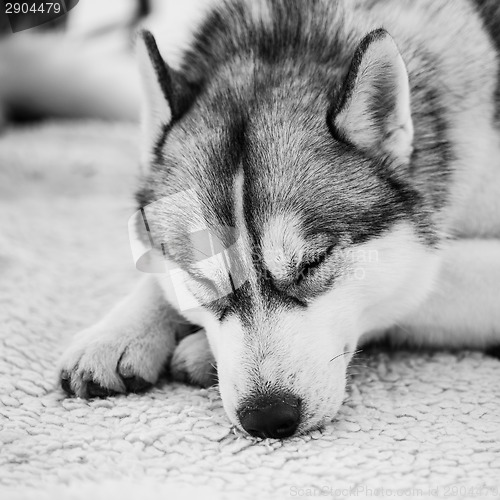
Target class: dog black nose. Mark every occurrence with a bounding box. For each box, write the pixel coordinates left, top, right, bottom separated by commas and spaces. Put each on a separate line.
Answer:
237, 395, 301, 439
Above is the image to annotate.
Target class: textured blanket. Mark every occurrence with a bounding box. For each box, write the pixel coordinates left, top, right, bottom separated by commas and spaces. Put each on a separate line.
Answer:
0, 122, 499, 499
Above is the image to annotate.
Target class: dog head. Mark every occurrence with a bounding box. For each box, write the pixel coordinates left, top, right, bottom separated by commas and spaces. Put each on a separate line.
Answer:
134, 23, 441, 438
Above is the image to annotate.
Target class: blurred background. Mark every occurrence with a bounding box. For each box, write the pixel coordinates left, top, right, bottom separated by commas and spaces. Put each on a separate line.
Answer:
0, 0, 190, 128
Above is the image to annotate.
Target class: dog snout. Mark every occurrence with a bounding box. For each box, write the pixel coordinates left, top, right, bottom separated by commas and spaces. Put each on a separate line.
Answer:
237, 394, 301, 439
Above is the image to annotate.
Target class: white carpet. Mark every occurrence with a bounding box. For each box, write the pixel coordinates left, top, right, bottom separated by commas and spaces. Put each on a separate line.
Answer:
1, 122, 499, 499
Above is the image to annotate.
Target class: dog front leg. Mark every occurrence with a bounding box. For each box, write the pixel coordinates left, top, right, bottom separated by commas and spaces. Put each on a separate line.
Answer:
58, 275, 187, 398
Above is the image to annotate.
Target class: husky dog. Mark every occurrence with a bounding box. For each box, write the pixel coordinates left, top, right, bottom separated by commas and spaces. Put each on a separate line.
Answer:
59, 0, 500, 438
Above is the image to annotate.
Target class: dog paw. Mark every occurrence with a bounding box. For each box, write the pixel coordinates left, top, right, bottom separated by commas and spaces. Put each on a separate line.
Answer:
170, 329, 217, 388
59, 324, 174, 398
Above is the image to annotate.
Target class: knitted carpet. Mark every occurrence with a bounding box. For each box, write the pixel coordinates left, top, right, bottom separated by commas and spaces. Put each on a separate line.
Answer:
0, 122, 499, 499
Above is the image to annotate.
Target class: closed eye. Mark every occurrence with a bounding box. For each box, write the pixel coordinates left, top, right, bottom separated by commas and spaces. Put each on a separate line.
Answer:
295, 245, 334, 284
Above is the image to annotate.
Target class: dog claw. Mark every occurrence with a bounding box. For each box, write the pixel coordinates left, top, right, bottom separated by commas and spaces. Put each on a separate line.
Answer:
60, 372, 73, 395
86, 381, 118, 398
486, 346, 500, 360
59, 369, 154, 399
122, 376, 152, 393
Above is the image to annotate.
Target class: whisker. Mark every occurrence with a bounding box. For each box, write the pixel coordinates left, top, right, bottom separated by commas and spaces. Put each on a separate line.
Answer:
329, 349, 362, 363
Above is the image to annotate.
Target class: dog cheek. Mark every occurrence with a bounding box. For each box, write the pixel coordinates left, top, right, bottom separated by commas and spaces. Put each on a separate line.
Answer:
211, 317, 249, 416
270, 311, 350, 398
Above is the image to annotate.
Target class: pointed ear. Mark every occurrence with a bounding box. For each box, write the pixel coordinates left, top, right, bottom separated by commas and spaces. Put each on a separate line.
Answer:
136, 30, 196, 163
332, 29, 413, 162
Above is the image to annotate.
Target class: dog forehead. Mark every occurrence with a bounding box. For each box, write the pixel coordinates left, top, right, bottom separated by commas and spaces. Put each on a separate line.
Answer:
242, 119, 408, 246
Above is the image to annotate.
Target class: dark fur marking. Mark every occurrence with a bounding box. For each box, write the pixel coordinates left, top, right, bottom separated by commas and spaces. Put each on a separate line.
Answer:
151, 122, 173, 168
140, 30, 201, 120
204, 281, 255, 325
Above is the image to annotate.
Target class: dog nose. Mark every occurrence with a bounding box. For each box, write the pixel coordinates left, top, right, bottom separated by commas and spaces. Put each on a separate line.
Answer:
237, 394, 301, 439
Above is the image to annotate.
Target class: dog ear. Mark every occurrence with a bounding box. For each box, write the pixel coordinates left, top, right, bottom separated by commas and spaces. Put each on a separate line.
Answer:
136, 30, 196, 163
331, 29, 413, 163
